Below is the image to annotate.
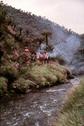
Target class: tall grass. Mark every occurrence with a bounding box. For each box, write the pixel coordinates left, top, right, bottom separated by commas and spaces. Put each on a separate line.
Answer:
54, 77, 84, 126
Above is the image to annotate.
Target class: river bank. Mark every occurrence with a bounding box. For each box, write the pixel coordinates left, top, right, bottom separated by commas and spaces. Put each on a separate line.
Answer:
54, 76, 84, 126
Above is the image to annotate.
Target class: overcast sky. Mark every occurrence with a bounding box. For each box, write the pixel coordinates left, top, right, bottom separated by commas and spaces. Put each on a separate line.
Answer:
2, 0, 84, 34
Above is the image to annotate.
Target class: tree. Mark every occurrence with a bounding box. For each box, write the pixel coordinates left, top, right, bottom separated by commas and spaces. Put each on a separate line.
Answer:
26, 30, 29, 36
42, 31, 52, 46
19, 27, 22, 36
0, 2, 6, 24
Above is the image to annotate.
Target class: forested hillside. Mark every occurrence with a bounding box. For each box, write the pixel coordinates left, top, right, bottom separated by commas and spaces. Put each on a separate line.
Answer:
4, 4, 81, 64
4, 4, 79, 41
0, 2, 72, 96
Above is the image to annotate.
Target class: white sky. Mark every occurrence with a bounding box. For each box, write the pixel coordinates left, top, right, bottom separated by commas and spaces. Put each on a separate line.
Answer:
1, 0, 84, 34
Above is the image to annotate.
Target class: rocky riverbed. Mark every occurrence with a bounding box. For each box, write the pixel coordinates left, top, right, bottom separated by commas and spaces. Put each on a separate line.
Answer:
0, 78, 80, 126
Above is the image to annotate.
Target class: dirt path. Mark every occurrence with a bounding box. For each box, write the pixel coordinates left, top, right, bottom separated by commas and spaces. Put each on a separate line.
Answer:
0, 78, 80, 126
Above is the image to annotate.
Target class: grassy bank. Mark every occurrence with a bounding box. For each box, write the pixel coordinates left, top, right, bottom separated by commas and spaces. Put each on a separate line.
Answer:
54, 77, 84, 126
0, 63, 71, 95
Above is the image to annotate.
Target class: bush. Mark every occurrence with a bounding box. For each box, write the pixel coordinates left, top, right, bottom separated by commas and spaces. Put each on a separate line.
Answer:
0, 77, 8, 96
19, 65, 31, 78
55, 56, 66, 65
28, 64, 69, 88
48, 64, 68, 82
4, 35, 15, 54
0, 63, 19, 80
13, 78, 36, 93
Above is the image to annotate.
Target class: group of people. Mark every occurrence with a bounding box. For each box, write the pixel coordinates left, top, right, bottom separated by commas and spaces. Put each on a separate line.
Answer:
36, 51, 49, 64
12, 46, 49, 68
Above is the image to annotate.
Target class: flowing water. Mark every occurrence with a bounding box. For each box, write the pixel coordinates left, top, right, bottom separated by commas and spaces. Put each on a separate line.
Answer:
0, 78, 80, 126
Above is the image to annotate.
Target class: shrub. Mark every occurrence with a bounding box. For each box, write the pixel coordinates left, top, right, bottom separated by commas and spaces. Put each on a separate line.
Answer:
4, 35, 15, 54
55, 56, 66, 65
19, 65, 31, 78
28, 64, 69, 87
0, 63, 19, 81
13, 78, 36, 93
0, 77, 8, 96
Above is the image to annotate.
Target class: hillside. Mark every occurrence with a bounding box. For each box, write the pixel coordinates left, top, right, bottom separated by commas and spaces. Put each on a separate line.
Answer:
4, 4, 70, 38
0, 2, 72, 96
4, 4, 82, 64
71, 34, 84, 75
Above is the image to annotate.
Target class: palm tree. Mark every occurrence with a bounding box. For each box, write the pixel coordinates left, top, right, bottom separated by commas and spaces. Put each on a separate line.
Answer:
42, 31, 52, 46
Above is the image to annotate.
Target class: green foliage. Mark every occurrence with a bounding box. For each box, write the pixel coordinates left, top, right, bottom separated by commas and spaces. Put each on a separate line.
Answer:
28, 64, 69, 87
12, 64, 70, 93
55, 56, 66, 65
4, 35, 15, 53
19, 65, 31, 78
0, 63, 19, 79
54, 77, 84, 126
13, 78, 36, 93
0, 3, 6, 24
0, 77, 8, 96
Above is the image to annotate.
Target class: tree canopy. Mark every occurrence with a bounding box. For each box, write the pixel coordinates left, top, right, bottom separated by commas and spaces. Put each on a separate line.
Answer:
0, 2, 6, 24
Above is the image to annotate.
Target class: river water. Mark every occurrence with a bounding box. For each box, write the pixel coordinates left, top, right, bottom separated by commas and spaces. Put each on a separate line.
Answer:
0, 78, 80, 126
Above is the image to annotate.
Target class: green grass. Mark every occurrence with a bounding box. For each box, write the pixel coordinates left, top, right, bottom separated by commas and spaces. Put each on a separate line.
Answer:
12, 64, 70, 93
27, 64, 69, 88
54, 77, 84, 126
0, 63, 70, 94
13, 78, 36, 93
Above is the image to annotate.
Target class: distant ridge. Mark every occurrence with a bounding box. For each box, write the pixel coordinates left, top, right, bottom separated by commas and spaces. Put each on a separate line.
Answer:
3, 4, 79, 41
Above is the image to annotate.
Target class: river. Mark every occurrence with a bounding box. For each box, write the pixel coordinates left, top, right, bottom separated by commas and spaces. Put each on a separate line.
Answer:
0, 78, 80, 126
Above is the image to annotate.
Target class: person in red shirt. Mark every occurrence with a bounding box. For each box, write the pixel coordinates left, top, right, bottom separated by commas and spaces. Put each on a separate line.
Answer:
36, 51, 49, 64
43, 51, 49, 64
23, 47, 31, 64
